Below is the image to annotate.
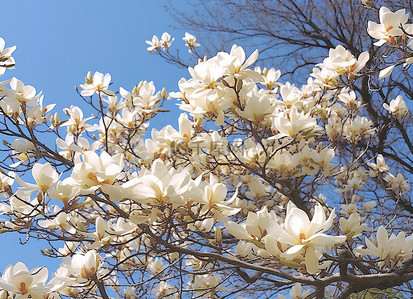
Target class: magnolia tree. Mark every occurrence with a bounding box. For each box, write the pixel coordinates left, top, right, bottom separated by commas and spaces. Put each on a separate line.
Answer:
0, 4, 413, 299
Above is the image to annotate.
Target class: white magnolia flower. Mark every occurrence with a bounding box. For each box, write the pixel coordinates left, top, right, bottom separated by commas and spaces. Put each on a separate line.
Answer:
355, 226, 413, 266
0, 37, 16, 75
48, 178, 80, 206
191, 274, 225, 295
0, 78, 41, 116
368, 7, 413, 46
10, 139, 36, 154
151, 281, 177, 298
384, 173, 409, 193
71, 151, 124, 197
339, 212, 367, 238
226, 206, 276, 241
9, 77, 40, 103
62, 105, 95, 136
71, 250, 100, 280
235, 240, 269, 258
119, 81, 161, 111
123, 159, 198, 206
146, 35, 161, 52
368, 154, 389, 177
320, 45, 369, 78
196, 174, 241, 220
0, 171, 14, 197
265, 201, 346, 274
272, 106, 320, 139
82, 216, 112, 248
183, 32, 200, 48
147, 258, 166, 274
218, 45, 261, 80
0, 262, 51, 298
80, 71, 114, 97
160, 32, 174, 50
383, 95, 409, 119
38, 208, 76, 234
256, 67, 281, 89
343, 115, 375, 143
124, 286, 137, 299
16, 162, 59, 194
236, 94, 275, 123
338, 89, 362, 110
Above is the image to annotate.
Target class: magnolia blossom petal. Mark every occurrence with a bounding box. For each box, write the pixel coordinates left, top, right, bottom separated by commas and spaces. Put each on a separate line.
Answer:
306, 234, 346, 247
379, 65, 395, 79
284, 244, 305, 257
308, 204, 326, 236
317, 208, 337, 234
264, 236, 283, 257
244, 49, 259, 69
305, 246, 319, 274
226, 221, 249, 240
0, 280, 19, 293
377, 226, 389, 248
284, 202, 310, 240
266, 220, 300, 245
354, 51, 370, 73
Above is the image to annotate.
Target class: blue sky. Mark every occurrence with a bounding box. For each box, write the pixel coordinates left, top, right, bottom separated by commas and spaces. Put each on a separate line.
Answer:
0, 0, 191, 273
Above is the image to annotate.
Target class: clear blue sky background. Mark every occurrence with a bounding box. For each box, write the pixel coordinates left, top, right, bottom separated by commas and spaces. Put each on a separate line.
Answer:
0, 0, 192, 274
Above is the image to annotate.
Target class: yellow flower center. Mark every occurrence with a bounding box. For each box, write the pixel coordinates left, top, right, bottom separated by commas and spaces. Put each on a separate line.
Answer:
86, 172, 112, 185
19, 282, 28, 294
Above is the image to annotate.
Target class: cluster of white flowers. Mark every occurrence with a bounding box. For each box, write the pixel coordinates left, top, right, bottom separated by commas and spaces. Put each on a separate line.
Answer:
228, 202, 346, 274
0, 4, 411, 298
368, 6, 413, 97
146, 32, 175, 52
355, 226, 413, 268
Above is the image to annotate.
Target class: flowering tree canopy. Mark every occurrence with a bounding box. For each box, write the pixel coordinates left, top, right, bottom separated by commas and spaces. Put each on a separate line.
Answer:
0, 3, 413, 298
